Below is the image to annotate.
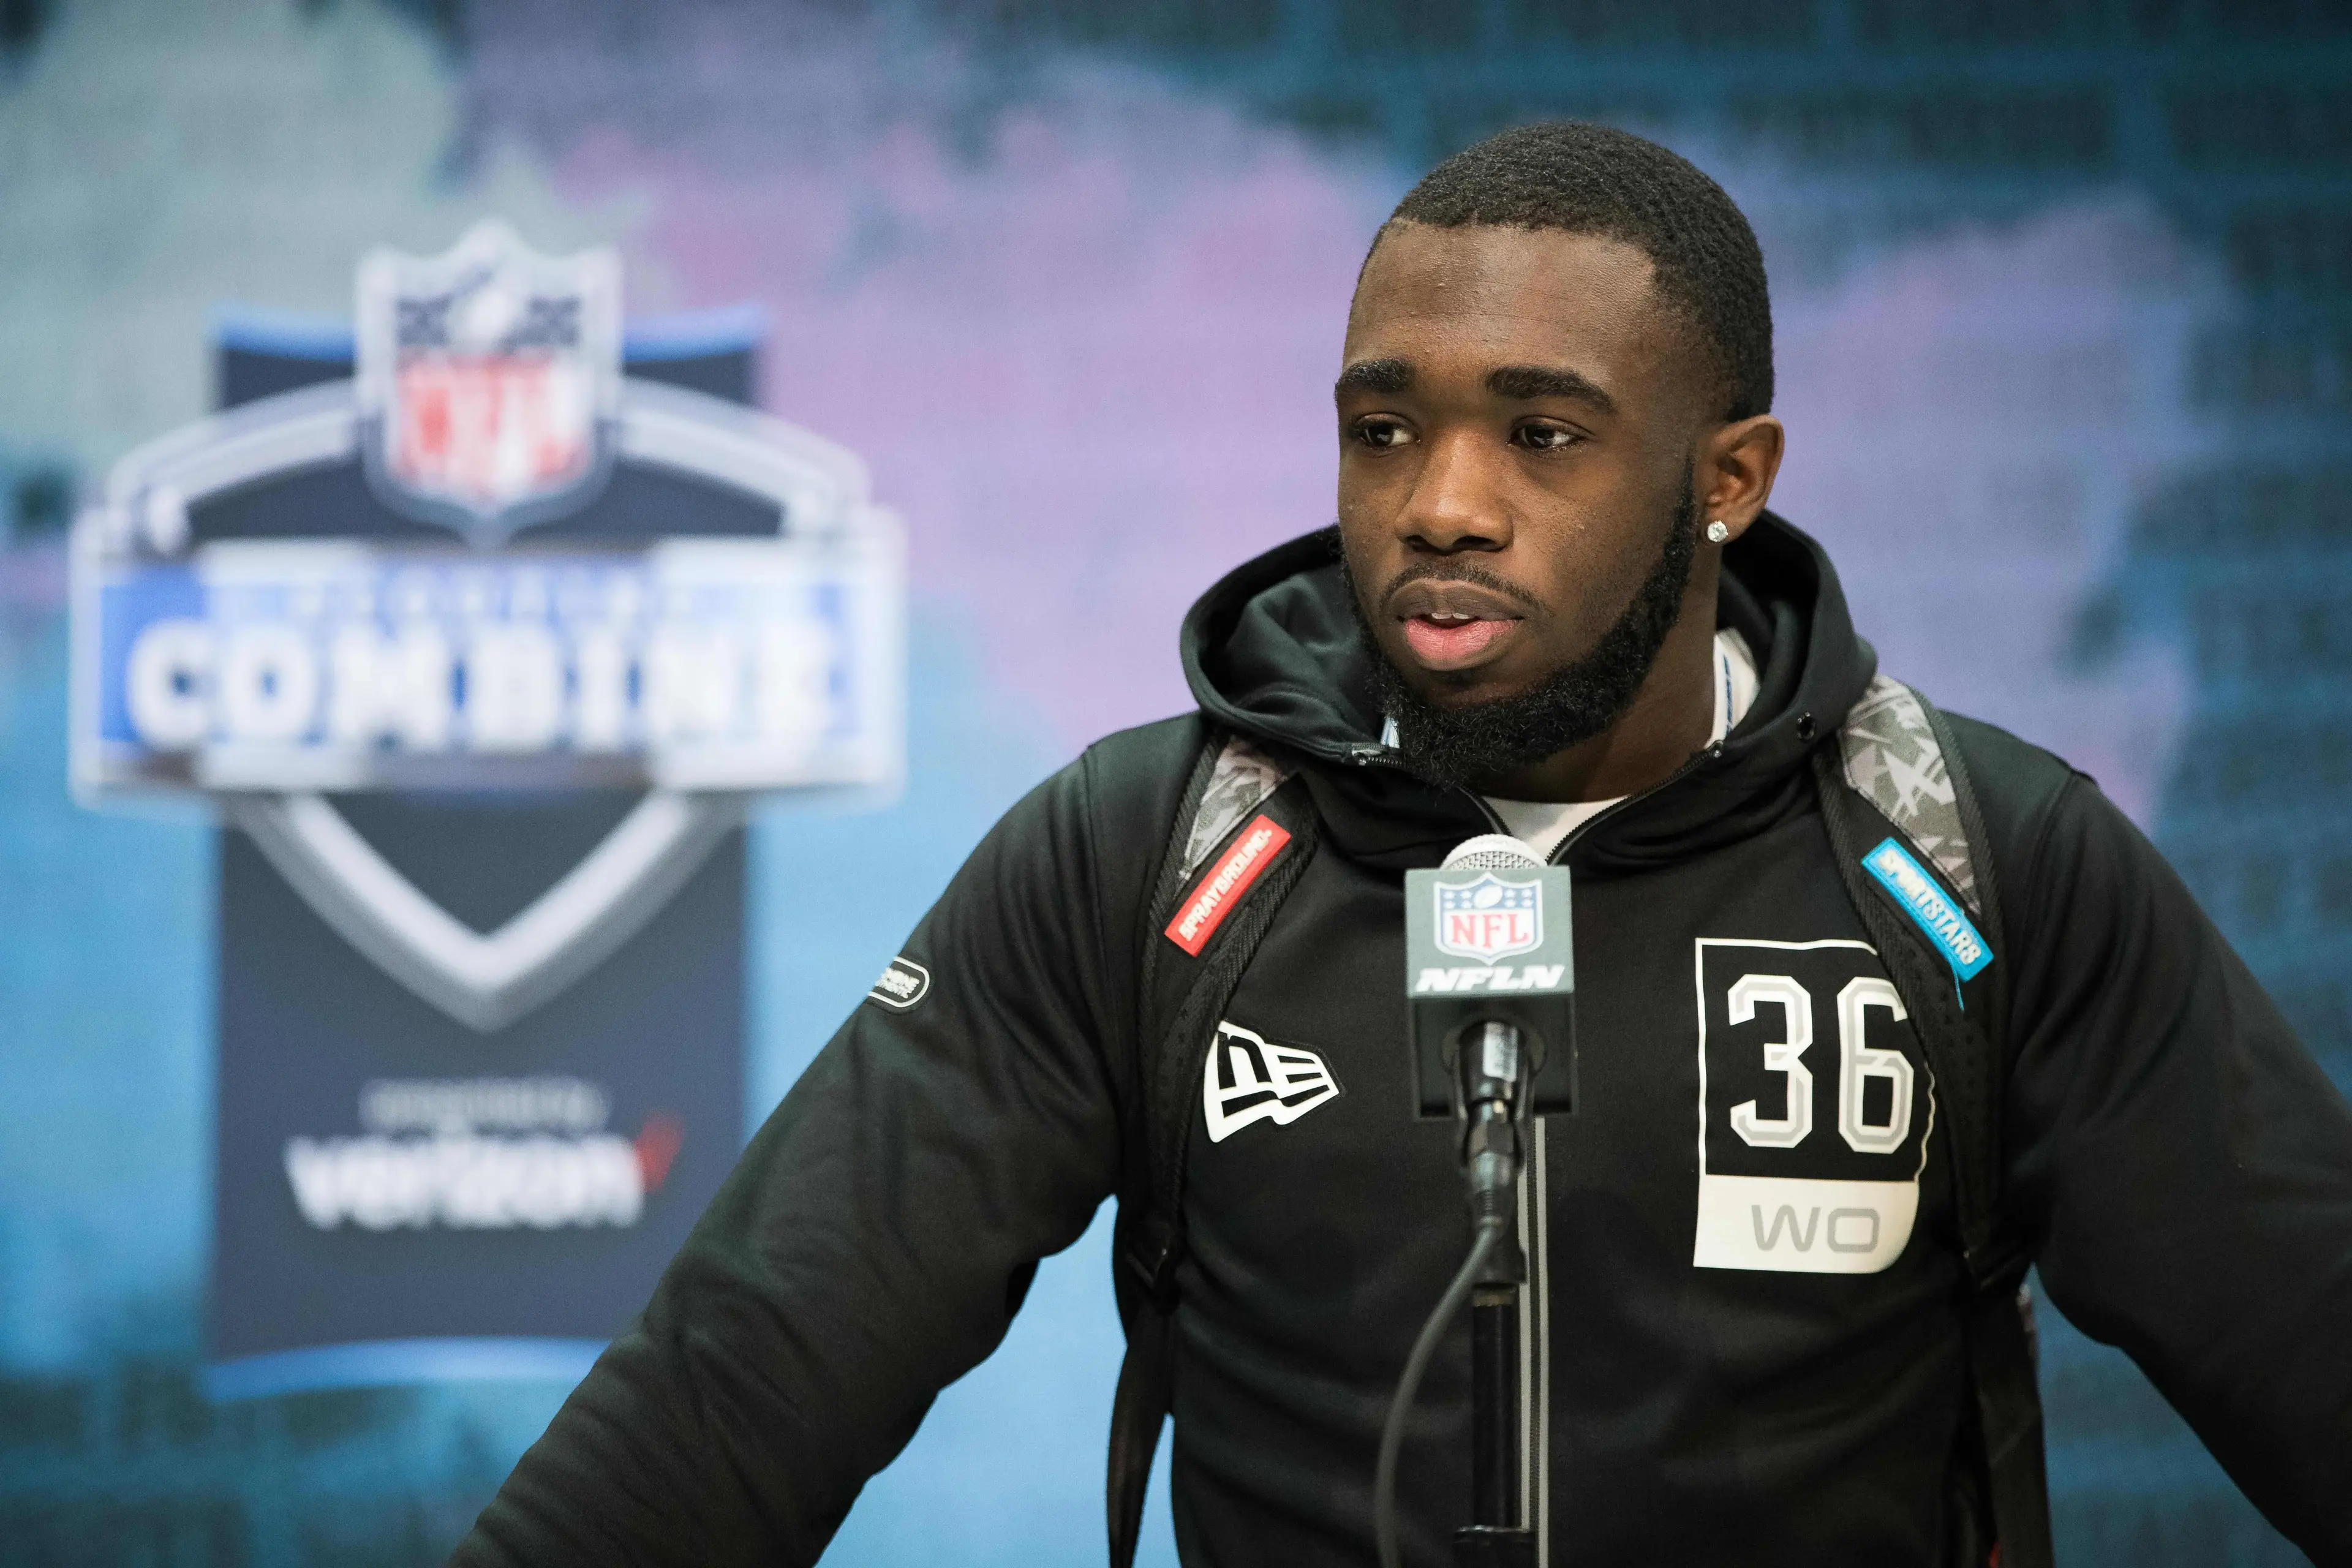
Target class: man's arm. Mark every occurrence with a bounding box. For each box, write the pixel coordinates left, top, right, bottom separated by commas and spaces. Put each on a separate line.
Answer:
2000, 766, 2352, 1559
451, 739, 1164, 1564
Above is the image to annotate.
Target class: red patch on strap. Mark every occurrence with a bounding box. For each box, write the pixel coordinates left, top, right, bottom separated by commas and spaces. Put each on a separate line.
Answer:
1164, 815, 1292, 956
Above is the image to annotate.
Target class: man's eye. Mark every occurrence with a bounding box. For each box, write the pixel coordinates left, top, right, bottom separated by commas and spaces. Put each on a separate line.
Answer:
1354, 419, 1415, 449
1515, 424, 1578, 451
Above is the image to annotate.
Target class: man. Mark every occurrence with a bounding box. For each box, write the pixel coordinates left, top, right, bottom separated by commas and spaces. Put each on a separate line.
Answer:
455, 124, 2352, 1565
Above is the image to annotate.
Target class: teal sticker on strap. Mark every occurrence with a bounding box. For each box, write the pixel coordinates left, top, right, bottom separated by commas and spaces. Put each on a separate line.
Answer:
1862, 837, 1993, 982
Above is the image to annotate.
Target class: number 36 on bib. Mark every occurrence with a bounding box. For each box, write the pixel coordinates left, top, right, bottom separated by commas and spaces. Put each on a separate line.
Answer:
1692, 938, 1934, 1275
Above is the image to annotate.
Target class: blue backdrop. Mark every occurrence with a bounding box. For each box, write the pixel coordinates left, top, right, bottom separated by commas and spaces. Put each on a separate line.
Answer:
2, 2, 2348, 1562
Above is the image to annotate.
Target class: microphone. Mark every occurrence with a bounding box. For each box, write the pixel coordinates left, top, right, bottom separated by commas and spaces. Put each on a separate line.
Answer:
1404, 833, 1577, 1123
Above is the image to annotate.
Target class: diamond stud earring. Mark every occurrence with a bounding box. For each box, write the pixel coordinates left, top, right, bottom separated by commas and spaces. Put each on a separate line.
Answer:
1706, 520, 1731, 544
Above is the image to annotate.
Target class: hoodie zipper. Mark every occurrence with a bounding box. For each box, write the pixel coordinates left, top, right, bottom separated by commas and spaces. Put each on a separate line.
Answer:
1338, 740, 1513, 835
1336, 738, 1728, 865
1542, 739, 1727, 865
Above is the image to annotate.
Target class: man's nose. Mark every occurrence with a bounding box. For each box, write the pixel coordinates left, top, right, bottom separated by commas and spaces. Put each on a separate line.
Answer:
1396, 429, 1509, 554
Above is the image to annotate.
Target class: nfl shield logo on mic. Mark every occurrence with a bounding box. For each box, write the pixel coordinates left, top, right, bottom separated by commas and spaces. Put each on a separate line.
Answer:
1434, 873, 1544, 962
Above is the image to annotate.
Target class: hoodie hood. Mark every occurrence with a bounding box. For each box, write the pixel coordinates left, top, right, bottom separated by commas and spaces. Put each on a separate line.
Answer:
1179, 513, 1877, 871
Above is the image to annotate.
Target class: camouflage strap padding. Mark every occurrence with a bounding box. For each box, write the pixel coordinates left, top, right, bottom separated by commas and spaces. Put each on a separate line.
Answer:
1840, 675, 1980, 915
1180, 734, 1294, 880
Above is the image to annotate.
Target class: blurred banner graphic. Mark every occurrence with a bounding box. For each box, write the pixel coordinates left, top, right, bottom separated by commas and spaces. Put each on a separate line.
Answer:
67, 225, 905, 1400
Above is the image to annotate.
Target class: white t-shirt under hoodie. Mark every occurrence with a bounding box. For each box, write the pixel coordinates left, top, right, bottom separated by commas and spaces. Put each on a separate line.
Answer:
1480, 628, 1759, 862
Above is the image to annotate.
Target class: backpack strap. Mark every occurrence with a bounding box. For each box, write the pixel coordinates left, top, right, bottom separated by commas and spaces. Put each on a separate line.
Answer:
1108, 730, 1319, 1568
1838, 674, 1988, 916
1817, 677, 2052, 1568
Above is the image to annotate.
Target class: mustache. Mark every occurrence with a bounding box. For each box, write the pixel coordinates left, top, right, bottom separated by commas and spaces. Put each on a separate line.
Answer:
1372, 559, 1547, 619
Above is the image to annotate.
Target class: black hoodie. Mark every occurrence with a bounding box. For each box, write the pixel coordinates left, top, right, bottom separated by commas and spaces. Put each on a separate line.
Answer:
454, 518, 2352, 1566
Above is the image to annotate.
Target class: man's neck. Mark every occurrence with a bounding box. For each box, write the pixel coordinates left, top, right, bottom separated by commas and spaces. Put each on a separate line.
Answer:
1480, 584, 1722, 804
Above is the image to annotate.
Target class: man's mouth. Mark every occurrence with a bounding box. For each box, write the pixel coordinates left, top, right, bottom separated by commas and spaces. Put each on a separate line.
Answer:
1387, 579, 1531, 673
1401, 610, 1518, 669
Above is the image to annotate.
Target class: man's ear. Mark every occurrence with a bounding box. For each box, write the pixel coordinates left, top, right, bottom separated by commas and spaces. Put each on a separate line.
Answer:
1698, 415, 1785, 544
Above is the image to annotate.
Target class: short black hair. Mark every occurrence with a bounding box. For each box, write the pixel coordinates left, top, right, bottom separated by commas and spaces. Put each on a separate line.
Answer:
1381, 122, 1773, 421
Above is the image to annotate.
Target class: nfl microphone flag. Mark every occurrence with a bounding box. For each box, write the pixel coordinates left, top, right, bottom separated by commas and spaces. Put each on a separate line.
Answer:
70, 224, 905, 1398
1404, 848, 1577, 1118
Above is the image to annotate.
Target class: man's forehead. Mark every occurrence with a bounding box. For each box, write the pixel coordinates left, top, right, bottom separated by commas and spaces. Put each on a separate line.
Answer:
1351, 225, 1659, 323
1343, 224, 1695, 400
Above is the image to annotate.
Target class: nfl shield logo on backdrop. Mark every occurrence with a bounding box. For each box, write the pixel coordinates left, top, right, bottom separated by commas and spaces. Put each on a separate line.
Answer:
356, 220, 620, 546
1434, 873, 1544, 962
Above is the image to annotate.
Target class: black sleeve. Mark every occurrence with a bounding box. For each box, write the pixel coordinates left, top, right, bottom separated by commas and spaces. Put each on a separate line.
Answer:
2001, 771, 2352, 1559
449, 737, 1169, 1564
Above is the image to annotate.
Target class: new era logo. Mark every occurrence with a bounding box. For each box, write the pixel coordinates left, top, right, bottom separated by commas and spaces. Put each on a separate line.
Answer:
1203, 1020, 1340, 1143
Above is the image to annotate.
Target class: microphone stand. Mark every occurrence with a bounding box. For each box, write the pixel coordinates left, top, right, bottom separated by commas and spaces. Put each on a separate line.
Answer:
1387, 835, 1570, 1568
1373, 1017, 1540, 1568
1453, 1020, 1535, 1568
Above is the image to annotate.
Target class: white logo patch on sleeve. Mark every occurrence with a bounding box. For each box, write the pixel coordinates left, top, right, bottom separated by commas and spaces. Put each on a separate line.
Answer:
1204, 1021, 1341, 1143
866, 956, 930, 1011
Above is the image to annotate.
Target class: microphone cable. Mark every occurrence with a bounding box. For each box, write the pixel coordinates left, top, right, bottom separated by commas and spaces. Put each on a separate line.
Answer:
1372, 1210, 1510, 1568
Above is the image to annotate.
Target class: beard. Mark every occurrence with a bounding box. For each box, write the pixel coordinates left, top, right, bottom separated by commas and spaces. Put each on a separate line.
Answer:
1349, 469, 1700, 794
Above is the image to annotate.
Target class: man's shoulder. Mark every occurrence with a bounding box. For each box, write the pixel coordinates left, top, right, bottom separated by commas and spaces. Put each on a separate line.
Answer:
1921, 704, 2100, 908
1932, 709, 2083, 815
1079, 712, 1215, 792
1066, 709, 1213, 859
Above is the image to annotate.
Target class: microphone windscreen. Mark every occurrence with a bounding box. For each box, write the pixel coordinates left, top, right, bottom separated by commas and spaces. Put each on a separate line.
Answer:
1441, 833, 1542, 871
1407, 832, 1577, 1117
